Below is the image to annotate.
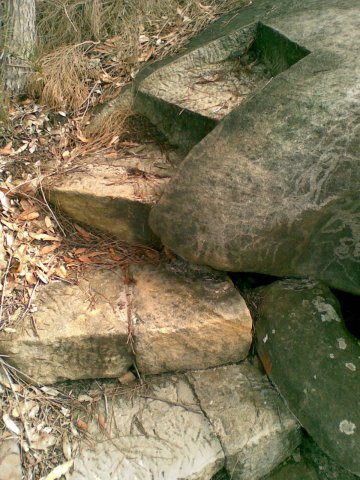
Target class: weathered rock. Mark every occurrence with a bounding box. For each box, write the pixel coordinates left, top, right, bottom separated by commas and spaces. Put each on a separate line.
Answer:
187, 363, 302, 480
45, 143, 176, 246
70, 375, 224, 480
149, 0, 360, 294
0, 269, 133, 384
264, 459, 319, 480
301, 435, 360, 480
255, 279, 360, 476
131, 260, 252, 374
0, 438, 22, 480
0, 260, 252, 383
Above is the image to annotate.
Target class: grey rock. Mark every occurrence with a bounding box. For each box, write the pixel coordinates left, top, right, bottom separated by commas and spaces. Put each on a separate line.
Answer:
255, 279, 360, 476
263, 459, 319, 480
149, 0, 360, 294
0, 438, 22, 480
132, 260, 252, 374
70, 375, 224, 480
301, 436, 360, 480
187, 363, 302, 480
0, 269, 133, 384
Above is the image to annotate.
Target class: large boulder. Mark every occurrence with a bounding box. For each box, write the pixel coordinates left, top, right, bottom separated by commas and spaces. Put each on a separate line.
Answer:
255, 279, 360, 476
187, 362, 302, 480
131, 260, 252, 373
149, 0, 360, 294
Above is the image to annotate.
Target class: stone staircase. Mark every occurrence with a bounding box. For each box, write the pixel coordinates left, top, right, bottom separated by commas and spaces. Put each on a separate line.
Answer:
1, 1, 360, 479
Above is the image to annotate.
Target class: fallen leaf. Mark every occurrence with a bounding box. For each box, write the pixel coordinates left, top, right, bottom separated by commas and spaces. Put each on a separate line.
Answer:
29, 232, 62, 241
3, 413, 20, 435
76, 419, 88, 431
39, 460, 74, 480
97, 413, 106, 431
62, 432, 72, 460
0, 141, 14, 155
74, 224, 93, 242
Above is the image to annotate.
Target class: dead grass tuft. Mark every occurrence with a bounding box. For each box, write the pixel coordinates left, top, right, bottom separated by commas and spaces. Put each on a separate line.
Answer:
28, 44, 102, 113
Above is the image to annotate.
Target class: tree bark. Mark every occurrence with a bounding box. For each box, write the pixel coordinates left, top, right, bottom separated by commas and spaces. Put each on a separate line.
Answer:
1, 0, 36, 96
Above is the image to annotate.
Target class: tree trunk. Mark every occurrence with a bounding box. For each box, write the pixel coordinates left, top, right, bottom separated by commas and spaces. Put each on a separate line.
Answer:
1, 0, 36, 96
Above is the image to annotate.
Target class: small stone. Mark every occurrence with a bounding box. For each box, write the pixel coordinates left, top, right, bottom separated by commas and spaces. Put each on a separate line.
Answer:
118, 371, 136, 385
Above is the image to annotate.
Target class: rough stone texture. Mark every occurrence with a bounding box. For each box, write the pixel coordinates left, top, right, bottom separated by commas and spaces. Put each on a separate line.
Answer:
264, 459, 319, 480
149, 0, 360, 294
131, 260, 252, 374
0, 438, 22, 480
70, 375, 224, 480
301, 435, 360, 480
0, 269, 133, 384
187, 363, 302, 480
255, 279, 360, 476
46, 143, 177, 246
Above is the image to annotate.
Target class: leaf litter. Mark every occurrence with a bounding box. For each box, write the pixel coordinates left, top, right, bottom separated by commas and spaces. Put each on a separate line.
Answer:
0, 1, 249, 478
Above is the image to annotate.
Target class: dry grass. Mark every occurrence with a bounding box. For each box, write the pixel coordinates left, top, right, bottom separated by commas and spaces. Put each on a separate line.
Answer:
28, 43, 102, 113
30, 0, 247, 112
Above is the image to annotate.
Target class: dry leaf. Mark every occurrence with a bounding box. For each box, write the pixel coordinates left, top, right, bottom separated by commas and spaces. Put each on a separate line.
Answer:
29, 430, 57, 450
39, 460, 74, 480
62, 432, 72, 460
3, 413, 20, 435
97, 413, 106, 431
29, 232, 61, 241
0, 141, 14, 155
39, 243, 60, 255
76, 419, 88, 431
74, 224, 93, 241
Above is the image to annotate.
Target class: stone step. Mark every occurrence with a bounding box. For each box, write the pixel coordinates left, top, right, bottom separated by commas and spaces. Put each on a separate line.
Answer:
0, 260, 252, 384
148, 1, 360, 295
134, 19, 308, 152
44, 142, 178, 246
70, 362, 301, 480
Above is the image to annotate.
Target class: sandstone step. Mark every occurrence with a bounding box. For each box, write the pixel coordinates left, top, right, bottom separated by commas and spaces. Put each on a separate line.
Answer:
70, 374, 224, 480
132, 260, 252, 374
255, 279, 360, 477
0, 269, 133, 384
0, 260, 252, 384
186, 363, 302, 480
45, 142, 177, 246
70, 362, 301, 480
135, 16, 308, 152
149, 1, 360, 295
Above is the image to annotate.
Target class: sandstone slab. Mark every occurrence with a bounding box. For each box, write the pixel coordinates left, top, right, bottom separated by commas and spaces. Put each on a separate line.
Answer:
0, 438, 22, 480
70, 375, 224, 480
149, 0, 360, 294
187, 363, 302, 480
46, 142, 176, 246
0, 269, 133, 384
255, 280, 360, 476
131, 260, 252, 374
